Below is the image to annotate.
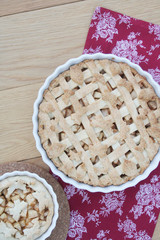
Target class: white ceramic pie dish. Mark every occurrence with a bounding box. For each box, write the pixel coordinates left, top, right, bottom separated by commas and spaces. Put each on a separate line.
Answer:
32, 53, 160, 193
0, 170, 59, 240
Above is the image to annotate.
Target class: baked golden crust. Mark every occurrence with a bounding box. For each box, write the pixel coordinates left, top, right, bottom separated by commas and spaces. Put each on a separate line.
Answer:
0, 176, 54, 240
38, 59, 160, 187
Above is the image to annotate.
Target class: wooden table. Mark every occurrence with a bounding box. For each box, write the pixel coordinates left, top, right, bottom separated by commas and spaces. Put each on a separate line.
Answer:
0, 0, 160, 239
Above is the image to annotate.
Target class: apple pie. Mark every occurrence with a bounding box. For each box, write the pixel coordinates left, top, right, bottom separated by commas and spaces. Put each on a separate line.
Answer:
38, 59, 160, 187
0, 175, 54, 240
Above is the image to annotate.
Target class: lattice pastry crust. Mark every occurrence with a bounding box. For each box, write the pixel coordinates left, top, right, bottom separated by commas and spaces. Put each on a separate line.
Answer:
0, 176, 54, 240
38, 59, 160, 187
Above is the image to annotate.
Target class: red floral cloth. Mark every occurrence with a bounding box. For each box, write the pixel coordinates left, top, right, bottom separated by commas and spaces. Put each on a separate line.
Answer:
53, 7, 160, 240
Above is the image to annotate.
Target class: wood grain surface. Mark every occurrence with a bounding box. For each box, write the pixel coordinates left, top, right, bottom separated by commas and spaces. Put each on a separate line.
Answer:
0, 0, 84, 16
152, 213, 160, 240
0, 0, 160, 238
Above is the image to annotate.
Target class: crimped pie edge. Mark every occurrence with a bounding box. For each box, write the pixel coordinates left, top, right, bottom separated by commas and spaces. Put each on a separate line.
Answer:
33, 53, 160, 193
0, 171, 59, 240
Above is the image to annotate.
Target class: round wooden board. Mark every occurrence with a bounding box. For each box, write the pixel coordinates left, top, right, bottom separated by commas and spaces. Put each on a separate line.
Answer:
0, 162, 70, 240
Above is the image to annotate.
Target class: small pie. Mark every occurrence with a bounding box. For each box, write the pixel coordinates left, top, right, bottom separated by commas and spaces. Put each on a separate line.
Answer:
38, 59, 160, 187
0, 176, 54, 240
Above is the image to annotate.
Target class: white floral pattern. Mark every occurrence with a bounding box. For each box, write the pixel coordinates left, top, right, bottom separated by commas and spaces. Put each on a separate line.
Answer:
86, 210, 101, 227
118, 14, 132, 28
148, 23, 160, 41
91, 6, 101, 21
127, 32, 141, 40
68, 210, 87, 240
118, 217, 151, 240
91, 8, 118, 42
112, 32, 149, 64
83, 46, 103, 54
64, 184, 77, 200
64, 185, 91, 204
148, 67, 160, 84
96, 230, 112, 240
78, 190, 91, 204
90, 230, 112, 240
130, 175, 160, 223
99, 191, 126, 217
147, 44, 160, 55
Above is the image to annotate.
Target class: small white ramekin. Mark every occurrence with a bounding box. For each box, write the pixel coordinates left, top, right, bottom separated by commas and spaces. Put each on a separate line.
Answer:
32, 53, 160, 193
0, 171, 59, 240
